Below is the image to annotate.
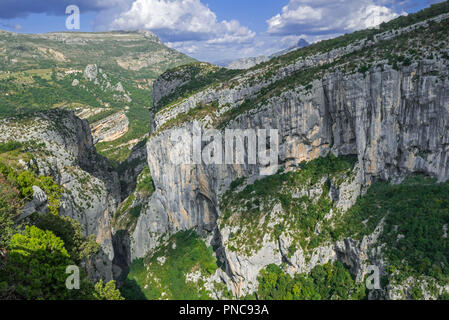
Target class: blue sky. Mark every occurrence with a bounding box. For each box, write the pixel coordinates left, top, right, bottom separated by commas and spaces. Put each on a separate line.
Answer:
0, 0, 444, 63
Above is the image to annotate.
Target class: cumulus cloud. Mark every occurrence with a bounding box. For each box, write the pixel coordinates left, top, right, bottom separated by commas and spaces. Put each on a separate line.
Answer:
0, 0, 132, 19
106, 0, 255, 43
0, 0, 420, 64
266, 0, 401, 36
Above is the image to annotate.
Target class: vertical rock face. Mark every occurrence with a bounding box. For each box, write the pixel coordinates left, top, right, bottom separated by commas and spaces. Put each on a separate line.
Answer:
134, 60, 449, 260
0, 110, 121, 281
118, 141, 148, 201
125, 10, 449, 298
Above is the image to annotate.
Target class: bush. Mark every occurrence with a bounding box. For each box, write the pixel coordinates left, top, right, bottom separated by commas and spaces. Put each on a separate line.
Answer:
0, 226, 72, 300
93, 280, 124, 300
0, 142, 23, 154
257, 262, 366, 300
31, 213, 100, 263
0, 174, 22, 248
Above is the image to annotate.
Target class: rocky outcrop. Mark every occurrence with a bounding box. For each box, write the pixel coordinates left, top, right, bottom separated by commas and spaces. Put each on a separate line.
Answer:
83, 64, 98, 81
0, 109, 121, 282
90, 111, 129, 144
17, 186, 48, 220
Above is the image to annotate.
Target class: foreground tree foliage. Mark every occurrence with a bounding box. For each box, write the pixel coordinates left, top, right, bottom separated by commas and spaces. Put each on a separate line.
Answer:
0, 226, 72, 299
0, 174, 22, 249
0, 225, 123, 300
93, 280, 124, 300
31, 213, 100, 264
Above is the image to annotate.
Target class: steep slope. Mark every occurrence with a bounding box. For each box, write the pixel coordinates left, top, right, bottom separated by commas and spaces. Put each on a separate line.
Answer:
0, 109, 120, 281
121, 2, 449, 300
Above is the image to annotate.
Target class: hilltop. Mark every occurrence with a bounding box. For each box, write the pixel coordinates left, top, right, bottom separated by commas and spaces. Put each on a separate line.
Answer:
0, 29, 195, 165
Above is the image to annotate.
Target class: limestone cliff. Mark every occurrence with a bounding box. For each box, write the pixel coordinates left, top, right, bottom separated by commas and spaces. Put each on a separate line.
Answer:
127, 10, 449, 299
0, 110, 121, 281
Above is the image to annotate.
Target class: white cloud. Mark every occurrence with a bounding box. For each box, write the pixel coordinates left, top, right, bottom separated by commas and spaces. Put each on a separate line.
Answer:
106, 0, 255, 43
267, 0, 401, 36
92, 0, 408, 64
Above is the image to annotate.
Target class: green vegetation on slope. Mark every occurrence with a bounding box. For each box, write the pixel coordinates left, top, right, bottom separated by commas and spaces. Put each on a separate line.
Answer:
0, 31, 193, 78
334, 175, 449, 285
0, 31, 194, 164
219, 154, 357, 255
155, 62, 241, 112
257, 262, 366, 300
120, 230, 218, 300
94, 79, 154, 163
0, 69, 154, 163
0, 142, 123, 300
0, 141, 62, 215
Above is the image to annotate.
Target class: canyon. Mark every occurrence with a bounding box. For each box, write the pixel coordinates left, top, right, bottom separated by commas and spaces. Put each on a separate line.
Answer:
1, 2, 449, 300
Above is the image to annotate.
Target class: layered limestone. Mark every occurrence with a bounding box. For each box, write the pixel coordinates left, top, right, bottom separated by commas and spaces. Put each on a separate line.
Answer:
136, 59, 449, 259
90, 111, 129, 143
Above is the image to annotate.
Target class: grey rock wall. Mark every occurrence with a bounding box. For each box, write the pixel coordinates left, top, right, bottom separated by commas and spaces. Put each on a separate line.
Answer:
0, 110, 121, 282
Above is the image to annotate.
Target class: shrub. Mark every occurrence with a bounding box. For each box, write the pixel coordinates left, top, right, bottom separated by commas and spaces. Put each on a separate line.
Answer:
93, 280, 124, 300
0, 226, 72, 300
257, 262, 366, 300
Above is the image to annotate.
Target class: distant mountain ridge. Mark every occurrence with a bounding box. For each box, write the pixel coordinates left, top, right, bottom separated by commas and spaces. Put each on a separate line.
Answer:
225, 38, 310, 70
0, 28, 195, 162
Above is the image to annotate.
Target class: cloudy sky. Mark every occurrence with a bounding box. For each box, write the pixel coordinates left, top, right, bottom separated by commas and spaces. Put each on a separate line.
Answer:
0, 0, 444, 64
